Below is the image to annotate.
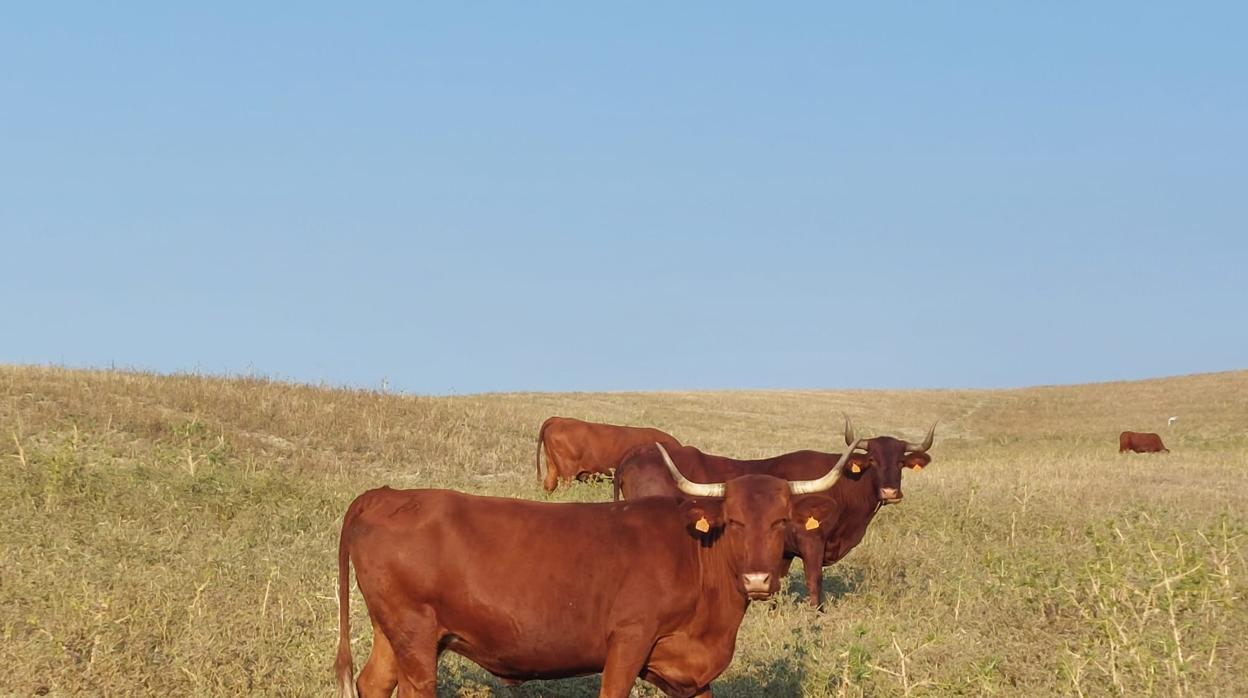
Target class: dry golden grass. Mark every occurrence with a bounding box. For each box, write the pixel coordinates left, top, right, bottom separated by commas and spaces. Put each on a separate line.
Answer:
1, 364, 1245, 696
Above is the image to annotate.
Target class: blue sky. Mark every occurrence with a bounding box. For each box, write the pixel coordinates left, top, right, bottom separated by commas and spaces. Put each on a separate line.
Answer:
2, 4, 1245, 394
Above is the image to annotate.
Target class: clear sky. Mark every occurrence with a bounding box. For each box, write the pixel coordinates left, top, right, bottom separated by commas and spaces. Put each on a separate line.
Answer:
2, 4, 1245, 394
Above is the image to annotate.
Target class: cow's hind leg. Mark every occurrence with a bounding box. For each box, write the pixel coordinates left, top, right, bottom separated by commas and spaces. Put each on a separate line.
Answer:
381, 607, 441, 698
357, 617, 399, 698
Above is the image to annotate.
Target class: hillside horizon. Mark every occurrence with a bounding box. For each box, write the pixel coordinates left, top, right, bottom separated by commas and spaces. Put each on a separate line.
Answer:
4, 361, 1246, 398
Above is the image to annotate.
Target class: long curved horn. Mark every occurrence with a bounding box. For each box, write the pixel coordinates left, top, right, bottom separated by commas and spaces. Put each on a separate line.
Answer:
656, 443, 725, 498
906, 421, 937, 453
790, 439, 864, 494
843, 413, 857, 447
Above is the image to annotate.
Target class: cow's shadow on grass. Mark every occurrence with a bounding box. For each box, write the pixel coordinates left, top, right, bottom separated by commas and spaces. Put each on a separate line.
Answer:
710, 655, 807, 697
783, 562, 865, 606
496, 676, 601, 697
437, 656, 806, 696
437, 660, 603, 697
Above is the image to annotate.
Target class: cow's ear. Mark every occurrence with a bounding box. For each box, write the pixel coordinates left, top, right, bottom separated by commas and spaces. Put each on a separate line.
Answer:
791, 495, 838, 533
846, 453, 870, 475
904, 452, 931, 471
680, 500, 725, 536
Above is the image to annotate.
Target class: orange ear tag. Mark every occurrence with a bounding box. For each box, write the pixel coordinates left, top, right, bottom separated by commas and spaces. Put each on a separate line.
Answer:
912, 464, 923, 472
695, 517, 710, 533
851, 463, 861, 473
805, 517, 820, 531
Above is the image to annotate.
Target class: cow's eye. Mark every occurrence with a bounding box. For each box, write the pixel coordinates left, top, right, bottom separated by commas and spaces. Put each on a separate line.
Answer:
771, 519, 788, 529
727, 519, 745, 528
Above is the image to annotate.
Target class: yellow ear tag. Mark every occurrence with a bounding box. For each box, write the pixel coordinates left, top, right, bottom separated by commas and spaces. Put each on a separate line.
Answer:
851, 463, 861, 473
695, 517, 710, 533
805, 517, 820, 531
912, 464, 923, 472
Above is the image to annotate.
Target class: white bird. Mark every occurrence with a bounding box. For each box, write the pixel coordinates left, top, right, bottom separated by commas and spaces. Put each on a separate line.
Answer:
1168, 416, 1178, 427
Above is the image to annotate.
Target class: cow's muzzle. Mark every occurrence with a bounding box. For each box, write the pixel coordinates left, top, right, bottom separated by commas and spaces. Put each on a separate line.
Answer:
879, 487, 903, 504
742, 572, 772, 599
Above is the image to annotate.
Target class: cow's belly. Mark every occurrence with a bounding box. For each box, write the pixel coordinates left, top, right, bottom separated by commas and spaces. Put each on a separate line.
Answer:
446, 636, 607, 682
435, 610, 611, 681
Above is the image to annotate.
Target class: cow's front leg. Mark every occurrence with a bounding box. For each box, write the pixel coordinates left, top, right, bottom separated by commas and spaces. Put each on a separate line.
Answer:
599, 626, 655, 698
796, 536, 828, 609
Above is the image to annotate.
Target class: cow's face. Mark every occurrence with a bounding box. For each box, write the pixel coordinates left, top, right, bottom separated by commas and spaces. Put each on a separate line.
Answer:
662, 442, 857, 601
841, 417, 936, 505
683, 474, 799, 600
852, 436, 931, 505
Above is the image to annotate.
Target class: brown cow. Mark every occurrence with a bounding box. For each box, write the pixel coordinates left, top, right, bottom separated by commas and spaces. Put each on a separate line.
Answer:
1119, 431, 1169, 453
334, 443, 857, 698
537, 416, 681, 492
613, 416, 936, 608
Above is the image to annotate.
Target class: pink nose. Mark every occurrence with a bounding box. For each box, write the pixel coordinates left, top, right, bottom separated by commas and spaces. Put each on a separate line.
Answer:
742, 572, 772, 596
879, 487, 903, 502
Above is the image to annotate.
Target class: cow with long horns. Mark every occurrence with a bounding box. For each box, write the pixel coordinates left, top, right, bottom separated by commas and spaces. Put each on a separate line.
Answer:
335, 442, 859, 698
613, 416, 936, 608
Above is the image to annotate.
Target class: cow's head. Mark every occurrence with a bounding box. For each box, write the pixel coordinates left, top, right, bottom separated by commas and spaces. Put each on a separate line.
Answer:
657, 441, 858, 601
843, 415, 936, 505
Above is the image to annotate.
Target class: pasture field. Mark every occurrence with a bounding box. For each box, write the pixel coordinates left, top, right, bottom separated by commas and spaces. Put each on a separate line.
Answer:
1, 365, 1246, 697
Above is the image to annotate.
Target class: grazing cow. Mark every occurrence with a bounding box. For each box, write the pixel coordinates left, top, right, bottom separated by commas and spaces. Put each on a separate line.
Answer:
334, 443, 857, 698
1119, 431, 1169, 453
614, 416, 936, 608
537, 416, 681, 492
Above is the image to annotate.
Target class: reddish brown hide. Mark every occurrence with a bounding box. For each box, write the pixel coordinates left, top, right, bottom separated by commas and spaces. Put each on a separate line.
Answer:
536, 416, 680, 492
1119, 431, 1169, 453
334, 471, 839, 697
613, 417, 935, 608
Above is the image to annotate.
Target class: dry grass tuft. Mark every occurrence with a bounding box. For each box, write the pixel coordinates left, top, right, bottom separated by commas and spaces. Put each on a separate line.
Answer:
1, 365, 1245, 696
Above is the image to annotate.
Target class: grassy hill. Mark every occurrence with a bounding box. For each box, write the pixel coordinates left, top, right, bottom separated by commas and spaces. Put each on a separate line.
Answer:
2, 365, 1245, 696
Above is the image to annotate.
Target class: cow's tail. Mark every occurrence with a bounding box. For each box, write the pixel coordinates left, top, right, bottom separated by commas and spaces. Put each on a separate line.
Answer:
536, 417, 555, 484
613, 445, 640, 502
334, 502, 360, 698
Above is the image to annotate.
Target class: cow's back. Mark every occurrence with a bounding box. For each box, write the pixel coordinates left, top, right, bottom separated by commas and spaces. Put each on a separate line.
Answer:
584, 422, 680, 468
545, 418, 679, 474
741, 450, 845, 480
616, 446, 844, 500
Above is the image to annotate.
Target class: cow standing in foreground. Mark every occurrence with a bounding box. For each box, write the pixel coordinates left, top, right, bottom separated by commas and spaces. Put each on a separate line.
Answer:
614, 416, 935, 608
536, 416, 681, 492
1119, 431, 1169, 453
334, 442, 857, 698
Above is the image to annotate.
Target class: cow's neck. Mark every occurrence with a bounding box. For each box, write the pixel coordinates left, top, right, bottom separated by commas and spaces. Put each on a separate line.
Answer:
685, 537, 750, 659
827, 477, 881, 562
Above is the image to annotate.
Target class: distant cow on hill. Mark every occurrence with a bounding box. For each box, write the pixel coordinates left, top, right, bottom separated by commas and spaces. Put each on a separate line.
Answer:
1119, 431, 1169, 453
537, 416, 681, 492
